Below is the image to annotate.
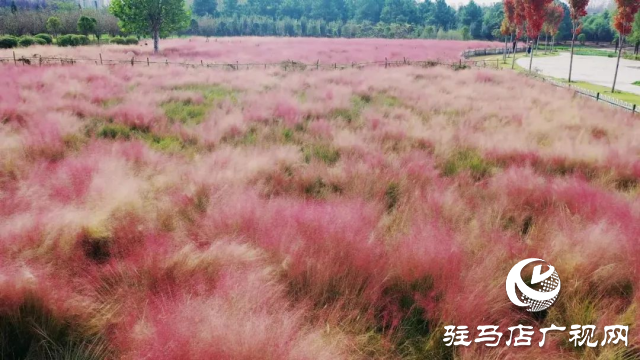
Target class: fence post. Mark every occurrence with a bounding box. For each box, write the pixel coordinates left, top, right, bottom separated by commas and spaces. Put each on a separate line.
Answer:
316, 60, 319, 70
459, 59, 461, 68
236, 61, 239, 71
131, 57, 134, 66
633, 104, 637, 113
166, 59, 168, 66
201, 60, 203, 66
147, 57, 150, 66
99, 53, 103, 65
496, 59, 499, 68
385, 57, 388, 69
596, 93, 600, 101
13, 51, 16, 66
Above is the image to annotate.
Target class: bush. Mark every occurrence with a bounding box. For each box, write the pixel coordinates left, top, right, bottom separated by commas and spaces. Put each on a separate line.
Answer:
578, 33, 586, 45
57, 34, 89, 47
57, 34, 75, 47
34, 33, 53, 44
72, 34, 89, 46
18, 36, 36, 47
0, 35, 18, 49
33, 37, 47, 45
110, 36, 126, 45
125, 36, 139, 45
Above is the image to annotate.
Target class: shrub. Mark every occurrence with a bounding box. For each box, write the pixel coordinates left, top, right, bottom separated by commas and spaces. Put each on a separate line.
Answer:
0, 35, 18, 49
72, 34, 89, 46
578, 33, 586, 45
33, 37, 47, 46
57, 34, 89, 47
18, 36, 36, 47
110, 36, 126, 45
57, 34, 74, 47
125, 36, 139, 45
34, 33, 53, 44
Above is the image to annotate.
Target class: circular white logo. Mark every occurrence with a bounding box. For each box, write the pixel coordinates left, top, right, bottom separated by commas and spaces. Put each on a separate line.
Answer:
506, 258, 561, 312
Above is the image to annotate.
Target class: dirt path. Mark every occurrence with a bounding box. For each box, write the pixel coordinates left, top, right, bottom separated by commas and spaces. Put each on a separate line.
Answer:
517, 52, 640, 95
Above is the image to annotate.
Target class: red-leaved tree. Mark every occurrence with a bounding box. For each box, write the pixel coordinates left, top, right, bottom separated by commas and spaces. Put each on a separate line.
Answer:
542, 2, 565, 53
612, 0, 640, 92
567, 0, 589, 82
502, 0, 517, 62
523, 0, 554, 72
512, 0, 528, 69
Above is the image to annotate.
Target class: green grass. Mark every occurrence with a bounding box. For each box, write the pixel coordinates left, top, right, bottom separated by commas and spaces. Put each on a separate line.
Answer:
563, 81, 640, 106
162, 84, 236, 125
302, 144, 341, 165
633, 81, 640, 86
97, 123, 188, 152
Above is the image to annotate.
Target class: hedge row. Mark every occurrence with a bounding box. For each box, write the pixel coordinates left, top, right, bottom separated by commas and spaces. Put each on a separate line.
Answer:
0, 33, 138, 48
0, 34, 51, 48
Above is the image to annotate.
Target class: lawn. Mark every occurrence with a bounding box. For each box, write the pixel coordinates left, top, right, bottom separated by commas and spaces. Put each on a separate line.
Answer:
1, 41, 639, 359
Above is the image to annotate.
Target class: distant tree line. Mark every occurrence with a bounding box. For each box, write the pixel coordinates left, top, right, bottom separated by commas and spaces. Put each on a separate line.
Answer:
0, 6, 120, 36
0, 0, 631, 44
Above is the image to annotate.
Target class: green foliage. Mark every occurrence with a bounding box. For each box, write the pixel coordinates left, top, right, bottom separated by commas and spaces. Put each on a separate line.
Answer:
163, 84, 235, 125
77, 15, 98, 37
57, 34, 89, 47
18, 36, 36, 47
577, 33, 586, 45
124, 35, 139, 44
110, 36, 126, 44
0, 35, 19, 49
303, 144, 341, 165
109, 0, 190, 52
442, 148, 493, 180
193, 0, 218, 17
34, 33, 53, 44
46, 16, 62, 36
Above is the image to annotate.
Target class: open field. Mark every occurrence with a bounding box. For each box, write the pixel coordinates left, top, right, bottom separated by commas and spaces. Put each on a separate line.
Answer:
2, 41, 640, 359
0, 37, 502, 64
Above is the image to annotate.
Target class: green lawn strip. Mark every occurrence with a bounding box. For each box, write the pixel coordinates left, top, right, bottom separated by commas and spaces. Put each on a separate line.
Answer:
562, 81, 640, 106
162, 84, 236, 125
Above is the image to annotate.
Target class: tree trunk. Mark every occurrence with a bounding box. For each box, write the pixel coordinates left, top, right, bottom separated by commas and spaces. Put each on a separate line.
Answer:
153, 29, 160, 54
612, 34, 624, 93
568, 26, 576, 83
529, 39, 536, 73
512, 35, 516, 70
545, 33, 549, 54
504, 36, 508, 62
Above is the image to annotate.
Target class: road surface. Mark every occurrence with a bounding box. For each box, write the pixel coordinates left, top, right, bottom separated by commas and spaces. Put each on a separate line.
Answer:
517, 52, 640, 95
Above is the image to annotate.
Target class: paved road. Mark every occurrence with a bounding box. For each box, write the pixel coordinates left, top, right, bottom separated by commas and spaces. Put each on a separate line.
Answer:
517, 52, 640, 95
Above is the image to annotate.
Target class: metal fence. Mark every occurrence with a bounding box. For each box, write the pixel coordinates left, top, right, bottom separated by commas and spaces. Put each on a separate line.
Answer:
0, 51, 500, 70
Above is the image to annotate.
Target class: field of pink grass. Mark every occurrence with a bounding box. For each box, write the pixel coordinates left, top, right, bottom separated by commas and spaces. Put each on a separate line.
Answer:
1, 37, 501, 64
1, 57, 639, 359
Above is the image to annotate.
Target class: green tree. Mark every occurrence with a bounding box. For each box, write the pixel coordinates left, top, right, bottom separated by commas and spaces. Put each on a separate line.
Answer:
628, 12, 640, 54
222, 0, 239, 17
109, 0, 190, 53
46, 16, 62, 38
380, 0, 418, 24
481, 3, 504, 40
193, 0, 218, 16
430, 0, 456, 30
77, 16, 97, 37
279, 0, 307, 19
458, 0, 483, 38
354, 0, 383, 23
577, 32, 586, 44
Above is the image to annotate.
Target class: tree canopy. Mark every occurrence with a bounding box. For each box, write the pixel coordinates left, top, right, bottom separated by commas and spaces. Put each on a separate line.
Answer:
109, 0, 190, 53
